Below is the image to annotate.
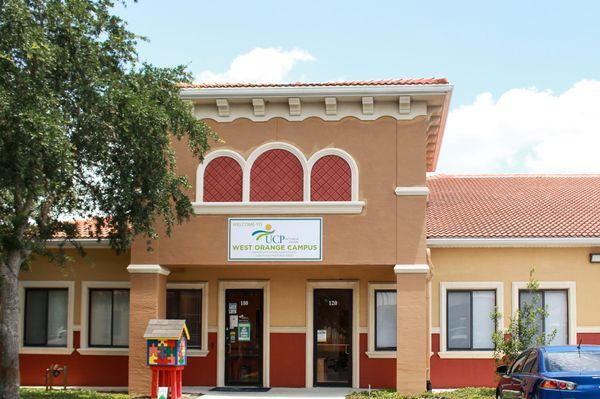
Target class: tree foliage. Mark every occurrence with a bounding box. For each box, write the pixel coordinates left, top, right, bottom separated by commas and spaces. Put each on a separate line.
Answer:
492, 269, 556, 365
0, 1, 214, 397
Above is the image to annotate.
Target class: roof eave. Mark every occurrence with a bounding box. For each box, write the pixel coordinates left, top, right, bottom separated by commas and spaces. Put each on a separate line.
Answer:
427, 237, 600, 248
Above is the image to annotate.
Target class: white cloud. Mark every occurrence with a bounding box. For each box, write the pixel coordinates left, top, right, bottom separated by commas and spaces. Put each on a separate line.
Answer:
437, 80, 600, 173
198, 47, 315, 83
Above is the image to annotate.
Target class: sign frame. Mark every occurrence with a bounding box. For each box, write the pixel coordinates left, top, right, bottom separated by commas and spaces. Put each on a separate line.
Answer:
228, 217, 323, 262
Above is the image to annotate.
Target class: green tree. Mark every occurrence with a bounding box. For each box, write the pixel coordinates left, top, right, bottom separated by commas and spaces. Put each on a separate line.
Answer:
492, 269, 556, 366
0, 1, 214, 397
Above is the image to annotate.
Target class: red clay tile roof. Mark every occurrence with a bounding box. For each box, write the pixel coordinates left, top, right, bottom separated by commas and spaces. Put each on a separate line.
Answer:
427, 175, 600, 238
53, 219, 112, 239
179, 78, 449, 89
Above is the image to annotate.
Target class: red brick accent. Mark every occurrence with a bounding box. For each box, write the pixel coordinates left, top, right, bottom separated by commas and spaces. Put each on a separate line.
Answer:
311, 155, 352, 201
203, 157, 243, 202
250, 149, 303, 202
359, 333, 396, 389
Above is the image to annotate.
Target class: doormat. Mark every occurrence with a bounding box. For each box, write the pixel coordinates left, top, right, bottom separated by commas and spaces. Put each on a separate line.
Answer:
210, 387, 271, 392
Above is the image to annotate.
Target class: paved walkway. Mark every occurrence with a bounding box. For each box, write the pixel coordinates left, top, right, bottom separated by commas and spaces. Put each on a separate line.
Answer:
182, 387, 357, 398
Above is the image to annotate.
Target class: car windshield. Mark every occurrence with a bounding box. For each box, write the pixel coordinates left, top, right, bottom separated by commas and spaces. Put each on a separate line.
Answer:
545, 351, 600, 372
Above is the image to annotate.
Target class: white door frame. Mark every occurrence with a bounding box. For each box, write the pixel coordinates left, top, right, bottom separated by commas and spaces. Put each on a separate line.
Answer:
305, 280, 359, 388
218, 280, 270, 387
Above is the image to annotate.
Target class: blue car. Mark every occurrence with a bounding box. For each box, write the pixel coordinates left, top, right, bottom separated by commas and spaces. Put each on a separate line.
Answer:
496, 345, 600, 398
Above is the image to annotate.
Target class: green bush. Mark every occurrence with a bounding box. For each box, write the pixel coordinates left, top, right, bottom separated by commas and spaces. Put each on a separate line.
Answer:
346, 387, 495, 399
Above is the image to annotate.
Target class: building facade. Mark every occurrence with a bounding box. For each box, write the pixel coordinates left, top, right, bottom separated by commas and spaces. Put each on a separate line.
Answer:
16, 81, 600, 395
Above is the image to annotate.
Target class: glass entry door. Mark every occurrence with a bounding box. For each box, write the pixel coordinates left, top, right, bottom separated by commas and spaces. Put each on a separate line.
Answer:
313, 289, 353, 387
225, 289, 263, 386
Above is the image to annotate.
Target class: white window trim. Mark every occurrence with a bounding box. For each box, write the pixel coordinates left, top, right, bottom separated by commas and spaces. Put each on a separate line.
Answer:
217, 280, 270, 388
193, 142, 364, 215
196, 149, 246, 202
79, 281, 130, 356
366, 282, 396, 359
18, 281, 75, 355
439, 281, 504, 359
167, 282, 209, 357
305, 280, 359, 388
512, 281, 576, 345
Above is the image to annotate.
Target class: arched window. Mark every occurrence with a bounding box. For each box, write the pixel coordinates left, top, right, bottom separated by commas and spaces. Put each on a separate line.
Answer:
250, 149, 304, 201
203, 156, 243, 202
310, 155, 352, 201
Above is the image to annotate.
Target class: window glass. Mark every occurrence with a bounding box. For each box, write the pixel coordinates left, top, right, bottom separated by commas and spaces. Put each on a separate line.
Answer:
448, 291, 471, 349
472, 291, 495, 349
375, 290, 396, 350
511, 351, 530, 373
545, 351, 600, 372
519, 290, 568, 346
89, 289, 129, 347
167, 289, 202, 348
523, 350, 538, 373
24, 289, 68, 347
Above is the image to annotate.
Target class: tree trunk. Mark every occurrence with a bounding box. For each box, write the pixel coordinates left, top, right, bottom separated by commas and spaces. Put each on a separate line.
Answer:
0, 251, 23, 399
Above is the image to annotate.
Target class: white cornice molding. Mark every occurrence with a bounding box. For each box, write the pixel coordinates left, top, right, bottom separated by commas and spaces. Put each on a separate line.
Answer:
394, 264, 430, 274
192, 201, 365, 215
427, 237, 600, 248
180, 84, 453, 100
395, 186, 429, 196
126, 264, 170, 275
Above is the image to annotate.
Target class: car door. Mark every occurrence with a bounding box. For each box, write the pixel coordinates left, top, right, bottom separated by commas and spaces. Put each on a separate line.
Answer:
501, 350, 531, 399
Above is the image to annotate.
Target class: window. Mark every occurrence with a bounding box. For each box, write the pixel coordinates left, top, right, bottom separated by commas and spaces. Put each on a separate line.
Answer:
522, 350, 538, 373
510, 350, 531, 374
310, 155, 352, 201
519, 289, 568, 345
374, 290, 396, 351
203, 156, 243, 202
167, 289, 202, 348
250, 149, 304, 201
447, 290, 496, 350
88, 289, 129, 347
24, 288, 68, 347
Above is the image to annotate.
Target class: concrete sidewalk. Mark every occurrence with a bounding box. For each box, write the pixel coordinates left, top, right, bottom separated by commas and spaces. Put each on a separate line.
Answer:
183, 387, 357, 398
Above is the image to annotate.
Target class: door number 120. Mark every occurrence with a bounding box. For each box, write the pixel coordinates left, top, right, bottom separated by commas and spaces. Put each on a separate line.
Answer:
328, 300, 338, 306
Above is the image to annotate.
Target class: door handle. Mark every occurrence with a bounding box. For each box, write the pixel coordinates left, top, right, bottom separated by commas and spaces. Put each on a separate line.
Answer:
344, 344, 350, 355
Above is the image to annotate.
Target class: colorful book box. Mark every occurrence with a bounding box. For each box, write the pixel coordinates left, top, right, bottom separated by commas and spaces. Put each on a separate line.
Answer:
145, 319, 189, 366
144, 319, 189, 399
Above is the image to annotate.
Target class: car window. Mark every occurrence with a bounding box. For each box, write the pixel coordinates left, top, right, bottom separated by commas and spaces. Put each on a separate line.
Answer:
522, 350, 538, 373
510, 351, 530, 374
545, 351, 600, 372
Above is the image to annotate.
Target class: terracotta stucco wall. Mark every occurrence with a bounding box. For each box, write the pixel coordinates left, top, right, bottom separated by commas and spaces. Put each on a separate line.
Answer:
131, 116, 429, 267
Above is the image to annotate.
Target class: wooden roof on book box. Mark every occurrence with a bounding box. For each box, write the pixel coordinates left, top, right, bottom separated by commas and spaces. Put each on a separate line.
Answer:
143, 319, 190, 340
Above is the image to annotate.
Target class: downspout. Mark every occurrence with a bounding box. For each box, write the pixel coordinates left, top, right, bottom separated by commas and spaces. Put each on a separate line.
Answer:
425, 247, 435, 391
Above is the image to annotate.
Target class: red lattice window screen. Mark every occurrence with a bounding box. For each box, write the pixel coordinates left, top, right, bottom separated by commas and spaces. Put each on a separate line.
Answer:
250, 149, 303, 201
203, 156, 243, 202
311, 155, 352, 201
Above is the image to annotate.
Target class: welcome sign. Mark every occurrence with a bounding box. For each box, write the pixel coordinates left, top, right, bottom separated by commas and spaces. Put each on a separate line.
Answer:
228, 218, 322, 261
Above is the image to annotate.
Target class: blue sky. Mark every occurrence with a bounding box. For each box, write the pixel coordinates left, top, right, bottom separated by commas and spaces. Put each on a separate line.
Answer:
115, 1, 600, 173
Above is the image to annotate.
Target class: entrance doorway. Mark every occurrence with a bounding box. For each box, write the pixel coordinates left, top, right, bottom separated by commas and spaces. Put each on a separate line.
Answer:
224, 289, 263, 386
313, 289, 353, 387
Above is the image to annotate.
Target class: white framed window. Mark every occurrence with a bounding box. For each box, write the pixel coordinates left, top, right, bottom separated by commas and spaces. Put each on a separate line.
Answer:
79, 281, 130, 355
367, 283, 396, 358
167, 282, 209, 356
512, 281, 576, 346
19, 281, 75, 355
439, 282, 503, 359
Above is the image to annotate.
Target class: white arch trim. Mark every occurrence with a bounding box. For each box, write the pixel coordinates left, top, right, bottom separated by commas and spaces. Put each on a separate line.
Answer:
193, 142, 365, 214
307, 148, 359, 201
243, 141, 309, 202
196, 149, 246, 202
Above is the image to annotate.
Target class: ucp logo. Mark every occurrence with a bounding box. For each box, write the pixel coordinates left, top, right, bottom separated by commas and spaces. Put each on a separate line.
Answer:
251, 224, 286, 243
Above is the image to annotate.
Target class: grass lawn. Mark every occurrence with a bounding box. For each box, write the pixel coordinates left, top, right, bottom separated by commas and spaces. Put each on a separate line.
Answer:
347, 387, 495, 399
20, 389, 129, 399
